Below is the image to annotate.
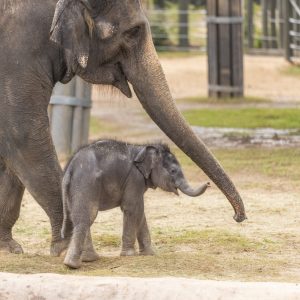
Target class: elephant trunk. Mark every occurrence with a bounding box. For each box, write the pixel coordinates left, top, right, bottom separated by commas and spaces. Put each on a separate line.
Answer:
123, 29, 246, 223
178, 180, 210, 197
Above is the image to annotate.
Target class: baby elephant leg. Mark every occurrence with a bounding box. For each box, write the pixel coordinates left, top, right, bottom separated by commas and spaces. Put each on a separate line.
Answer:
64, 200, 98, 269
81, 230, 100, 262
137, 214, 155, 256
120, 197, 144, 256
64, 222, 89, 269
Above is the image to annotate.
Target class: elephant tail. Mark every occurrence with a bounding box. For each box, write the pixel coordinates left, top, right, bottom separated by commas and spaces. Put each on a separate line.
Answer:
61, 170, 72, 239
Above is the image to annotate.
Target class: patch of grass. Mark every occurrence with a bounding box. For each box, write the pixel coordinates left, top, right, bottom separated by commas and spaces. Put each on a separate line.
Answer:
214, 147, 300, 181
183, 108, 300, 129
281, 65, 300, 77
93, 234, 120, 248
173, 147, 300, 182
154, 229, 273, 253
176, 96, 270, 105
0, 229, 289, 281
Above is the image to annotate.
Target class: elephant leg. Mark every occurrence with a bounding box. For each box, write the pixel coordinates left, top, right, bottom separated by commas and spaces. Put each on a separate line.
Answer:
137, 214, 155, 256
120, 193, 144, 256
64, 199, 98, 268
0, 159, 25, 254
81, 230, 100, 262
12, 141, 69, 256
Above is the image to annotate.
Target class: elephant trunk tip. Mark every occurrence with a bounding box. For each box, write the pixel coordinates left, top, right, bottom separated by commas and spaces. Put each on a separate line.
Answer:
233, 213, 247, 223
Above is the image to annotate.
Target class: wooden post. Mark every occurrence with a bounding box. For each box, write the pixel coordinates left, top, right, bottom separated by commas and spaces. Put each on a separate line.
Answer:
247, 0, 254, 49
207, 0, 218, 98
284, 0, 292, 61
231, 0, 244, 97
278, 0, 285, 49
207, 0, 244, 98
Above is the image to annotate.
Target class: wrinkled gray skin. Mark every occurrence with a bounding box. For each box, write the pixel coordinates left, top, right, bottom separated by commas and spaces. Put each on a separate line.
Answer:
62, 139, 210, 269
0, 0, 246, 256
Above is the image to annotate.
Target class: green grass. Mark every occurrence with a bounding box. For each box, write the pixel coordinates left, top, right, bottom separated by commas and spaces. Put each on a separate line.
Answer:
176, 96, 270, 105
174, 147, 300, 182
183, 108, 300, 129
0, 229, 286, 281
281, 65, 300, 77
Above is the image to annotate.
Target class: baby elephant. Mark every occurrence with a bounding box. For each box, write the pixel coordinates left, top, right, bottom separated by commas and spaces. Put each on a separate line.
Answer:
62, 139, 210, 269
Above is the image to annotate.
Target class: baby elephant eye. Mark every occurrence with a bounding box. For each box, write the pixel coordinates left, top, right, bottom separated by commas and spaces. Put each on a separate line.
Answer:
170, 169, 176, 175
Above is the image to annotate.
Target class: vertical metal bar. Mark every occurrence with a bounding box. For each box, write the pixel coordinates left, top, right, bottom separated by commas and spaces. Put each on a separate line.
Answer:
51, 79, 76, 159
262, 0, 269, 48
270, 0, 277, 48
51, 105, 73, 159
179, 0, 190, 48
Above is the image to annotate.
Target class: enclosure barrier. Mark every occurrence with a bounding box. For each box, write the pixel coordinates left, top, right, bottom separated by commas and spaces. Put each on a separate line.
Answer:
207, 0, 244, 98
246, 0, 285, 54
1, 273, 300, 300
49, 77, 91, 159
285, 0, 300, 64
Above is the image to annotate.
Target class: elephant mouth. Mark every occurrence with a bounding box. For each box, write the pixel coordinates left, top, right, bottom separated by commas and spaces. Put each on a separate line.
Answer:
171, 184, 179, 196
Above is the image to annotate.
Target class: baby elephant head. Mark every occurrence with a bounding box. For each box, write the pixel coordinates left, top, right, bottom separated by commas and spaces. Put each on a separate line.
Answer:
134, 144, 210, 197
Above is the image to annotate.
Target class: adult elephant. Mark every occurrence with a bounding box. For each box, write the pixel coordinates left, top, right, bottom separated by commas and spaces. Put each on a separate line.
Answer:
0, 0, 246, 255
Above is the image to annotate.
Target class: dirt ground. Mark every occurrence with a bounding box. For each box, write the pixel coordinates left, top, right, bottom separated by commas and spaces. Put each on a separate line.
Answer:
2, 54, 300, 282
159, 54, 300, 101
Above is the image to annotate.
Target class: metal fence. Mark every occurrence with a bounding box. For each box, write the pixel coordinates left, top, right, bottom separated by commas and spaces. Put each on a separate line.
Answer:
147, 9, 207, 51
285, 0, 300, 63
245, 0, 285, 54
146, 1, 300, 60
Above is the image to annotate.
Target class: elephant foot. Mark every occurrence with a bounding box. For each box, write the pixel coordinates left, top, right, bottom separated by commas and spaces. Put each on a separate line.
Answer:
50, 238, 70, 257
81, 250, 100, 262
64, 255, 82, 269
0, 239, 24, 254
139, 247, 155, 256
120, 248, 137, 256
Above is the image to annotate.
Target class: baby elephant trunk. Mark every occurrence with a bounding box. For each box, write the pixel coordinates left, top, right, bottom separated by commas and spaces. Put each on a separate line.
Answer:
178, 180, 210, 197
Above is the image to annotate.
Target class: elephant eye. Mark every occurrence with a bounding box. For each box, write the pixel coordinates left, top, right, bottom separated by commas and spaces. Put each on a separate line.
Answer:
170, 168, 176, 175
124, 25, 142, 39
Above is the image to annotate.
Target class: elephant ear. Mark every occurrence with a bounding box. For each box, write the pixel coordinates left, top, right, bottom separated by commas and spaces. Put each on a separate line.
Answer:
134, 146, 158, 179
50, 0, 90, 68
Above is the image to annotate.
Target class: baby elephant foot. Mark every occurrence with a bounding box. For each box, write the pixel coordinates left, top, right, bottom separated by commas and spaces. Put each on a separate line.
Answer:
120, 248, 137, 256
81, 250, 100, 262
50, 238, 70, 257
0, 239, 24, 254
64, 253, 82, 269
139, 247, 155, 256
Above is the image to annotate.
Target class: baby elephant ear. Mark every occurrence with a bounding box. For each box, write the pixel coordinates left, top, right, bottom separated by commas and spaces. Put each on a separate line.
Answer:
134, 146, 158, 179
50, 0, 90, 68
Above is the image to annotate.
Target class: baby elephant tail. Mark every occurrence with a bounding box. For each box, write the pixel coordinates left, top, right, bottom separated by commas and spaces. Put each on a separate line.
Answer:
61, 170, 72, 239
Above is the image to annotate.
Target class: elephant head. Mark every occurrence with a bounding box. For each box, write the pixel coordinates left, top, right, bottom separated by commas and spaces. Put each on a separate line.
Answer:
134, 144, 210, 197
49, 0, 246, 222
